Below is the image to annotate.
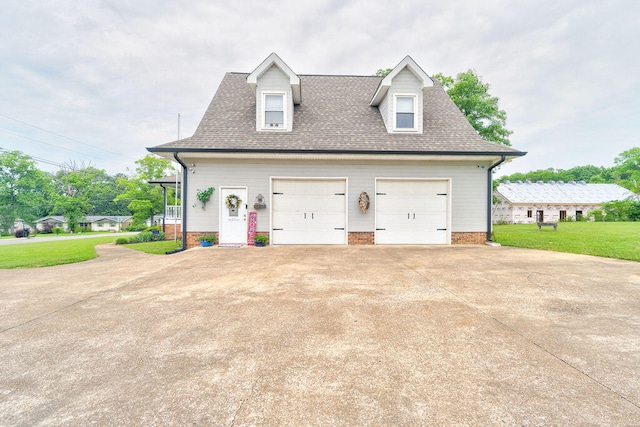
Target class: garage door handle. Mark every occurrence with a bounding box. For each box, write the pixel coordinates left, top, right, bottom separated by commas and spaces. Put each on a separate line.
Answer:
334, 193, 345, 195
376, 192, 386, 195
413, 213, 415, 219
437, 228, 447, 231
334, 227, 344, 230
437, 193, 447, 196
273, 192, 283, 195
273, 228, 283, 231
304, 213, 306, 219
376, 228, 386, 231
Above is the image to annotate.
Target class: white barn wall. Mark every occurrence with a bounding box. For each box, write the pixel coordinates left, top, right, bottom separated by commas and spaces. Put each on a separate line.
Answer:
182, 158, 489, 234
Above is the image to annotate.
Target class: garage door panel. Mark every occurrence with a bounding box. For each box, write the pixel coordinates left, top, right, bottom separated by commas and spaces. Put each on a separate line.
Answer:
272, 179, 346, 245
376, 179, 449, 245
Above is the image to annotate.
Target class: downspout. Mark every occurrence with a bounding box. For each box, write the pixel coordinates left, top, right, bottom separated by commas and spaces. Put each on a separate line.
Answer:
166, 151, 188, 254
487, 155, 506, 242
159, 184, 167, 234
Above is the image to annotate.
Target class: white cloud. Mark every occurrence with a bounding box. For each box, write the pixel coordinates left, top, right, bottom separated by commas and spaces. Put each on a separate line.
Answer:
0, 0, 638, 176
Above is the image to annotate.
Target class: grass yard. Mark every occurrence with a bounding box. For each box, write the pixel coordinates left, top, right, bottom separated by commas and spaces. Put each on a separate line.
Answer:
122, 240, 182, 255
0, 236, 118, 269
493, 222, 640, 262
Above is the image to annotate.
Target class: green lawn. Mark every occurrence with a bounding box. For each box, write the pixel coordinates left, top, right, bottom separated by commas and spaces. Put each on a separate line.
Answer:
493, 222, 640, 262
121, 240, 182, 255
0, 236, 119, 269
0, 237, 183, 269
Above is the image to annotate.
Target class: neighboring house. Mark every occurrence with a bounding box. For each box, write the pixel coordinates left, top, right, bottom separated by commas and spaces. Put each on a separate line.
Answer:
147, 53, 526, 248
148, 174, 181, 238
35, 216, 68, 232
493, 180, 635, 223
8, 218, 33, 234
35, 216, 133, 232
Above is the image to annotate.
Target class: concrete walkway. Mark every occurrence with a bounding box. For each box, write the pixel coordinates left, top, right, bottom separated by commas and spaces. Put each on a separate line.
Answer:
1, 244, 639, 425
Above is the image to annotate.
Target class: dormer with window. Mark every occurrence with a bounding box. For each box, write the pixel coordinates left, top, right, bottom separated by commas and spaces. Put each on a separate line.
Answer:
247, 53, 301, 132
370, 56, 433, 134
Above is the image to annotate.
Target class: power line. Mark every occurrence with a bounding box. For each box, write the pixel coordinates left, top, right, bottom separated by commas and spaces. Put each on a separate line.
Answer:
0, 113, 121, 156
0, 146, 63, 168
0, 128, 135, 171
0, 128, 109, 160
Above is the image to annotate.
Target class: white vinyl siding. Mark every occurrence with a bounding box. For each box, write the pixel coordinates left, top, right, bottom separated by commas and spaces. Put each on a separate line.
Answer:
255, 65, 294, 131
181, 158, 488, 238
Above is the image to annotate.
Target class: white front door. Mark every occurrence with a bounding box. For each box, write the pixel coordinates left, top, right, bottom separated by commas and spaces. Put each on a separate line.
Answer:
219, 187, 248, 245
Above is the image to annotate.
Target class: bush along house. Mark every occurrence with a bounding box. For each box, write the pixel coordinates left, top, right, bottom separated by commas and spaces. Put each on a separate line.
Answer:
147, 53, 526, 249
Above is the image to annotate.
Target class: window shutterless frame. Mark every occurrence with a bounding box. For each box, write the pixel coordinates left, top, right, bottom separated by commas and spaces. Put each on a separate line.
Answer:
262, 92, 285, 129
393, 94, 417, 131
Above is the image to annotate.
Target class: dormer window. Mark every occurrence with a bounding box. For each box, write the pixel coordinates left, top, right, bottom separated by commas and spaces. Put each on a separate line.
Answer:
394, 95, 416, 131
263, 93, 285, 129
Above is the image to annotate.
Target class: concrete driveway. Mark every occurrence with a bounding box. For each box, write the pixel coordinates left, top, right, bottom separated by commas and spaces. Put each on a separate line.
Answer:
1, 244, 639, 425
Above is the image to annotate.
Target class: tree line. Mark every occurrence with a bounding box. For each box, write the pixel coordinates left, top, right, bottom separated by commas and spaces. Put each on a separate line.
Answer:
0, 151, 177, 234
498, 147, 640, 194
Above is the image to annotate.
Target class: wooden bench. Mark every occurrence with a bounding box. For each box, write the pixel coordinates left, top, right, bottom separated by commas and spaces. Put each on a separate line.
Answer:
537, 222, 557, 231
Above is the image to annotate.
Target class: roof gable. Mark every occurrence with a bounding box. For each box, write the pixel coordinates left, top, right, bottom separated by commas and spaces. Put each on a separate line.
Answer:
370, 55, 433, 106
247, 53, 301, 104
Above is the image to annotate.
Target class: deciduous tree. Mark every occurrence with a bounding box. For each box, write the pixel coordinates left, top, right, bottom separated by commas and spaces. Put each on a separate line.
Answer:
0, 150, 53, 233
115, 155, 175, 226
433, 71, 512, 146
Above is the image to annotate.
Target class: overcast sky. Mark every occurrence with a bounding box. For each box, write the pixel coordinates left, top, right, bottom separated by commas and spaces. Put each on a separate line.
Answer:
1, 0, 638, 177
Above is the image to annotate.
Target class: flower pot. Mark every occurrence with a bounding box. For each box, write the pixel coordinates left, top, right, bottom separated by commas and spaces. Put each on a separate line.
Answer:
200, 241, 213, 247
254, 241, 266, 247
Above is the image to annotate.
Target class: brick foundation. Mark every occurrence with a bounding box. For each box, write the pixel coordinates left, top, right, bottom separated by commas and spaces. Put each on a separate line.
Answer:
451, 232, 486, 244
348, 232, 375, 245
186, 231, 219, 248
162, 223, 180, 240
180, 230, 485, 247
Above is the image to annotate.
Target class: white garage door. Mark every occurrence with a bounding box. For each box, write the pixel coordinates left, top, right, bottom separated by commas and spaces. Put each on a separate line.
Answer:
271, 179, 347, 245
375, 179, 450, 244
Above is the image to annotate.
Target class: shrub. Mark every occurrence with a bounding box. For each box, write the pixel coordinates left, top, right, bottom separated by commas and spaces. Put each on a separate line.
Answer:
254, 235, 268, 244
125, 224, 147, 232
115, 237, 129, 245
199, 235, 217, 244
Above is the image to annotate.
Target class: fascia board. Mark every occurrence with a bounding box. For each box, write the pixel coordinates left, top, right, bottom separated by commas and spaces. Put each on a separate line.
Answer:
247, 52, 301, 104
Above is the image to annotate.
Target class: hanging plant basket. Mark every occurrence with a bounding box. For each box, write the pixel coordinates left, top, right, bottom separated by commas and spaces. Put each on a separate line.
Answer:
196, 187, 215, 209
225, 194, 243, 209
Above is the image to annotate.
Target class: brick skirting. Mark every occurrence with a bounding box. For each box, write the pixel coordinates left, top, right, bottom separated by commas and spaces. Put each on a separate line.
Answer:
348, 232, 375, 245
162, 224, 180, 240
181, 231, 485, 247
185, 231, 219, 248
451, 232, 486, 244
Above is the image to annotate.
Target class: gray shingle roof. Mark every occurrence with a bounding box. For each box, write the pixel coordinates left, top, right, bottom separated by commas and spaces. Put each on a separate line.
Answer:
496, 181, 635, 204
149, 73, 525, 156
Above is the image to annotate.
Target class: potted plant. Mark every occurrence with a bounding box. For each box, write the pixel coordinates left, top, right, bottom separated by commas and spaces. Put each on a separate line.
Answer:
196, 187, 215, 210
254, 235, 268, 247
199, 234, 217, 247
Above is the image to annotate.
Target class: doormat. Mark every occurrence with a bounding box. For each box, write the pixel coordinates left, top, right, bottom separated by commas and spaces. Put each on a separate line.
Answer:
218, 244, 242, 248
